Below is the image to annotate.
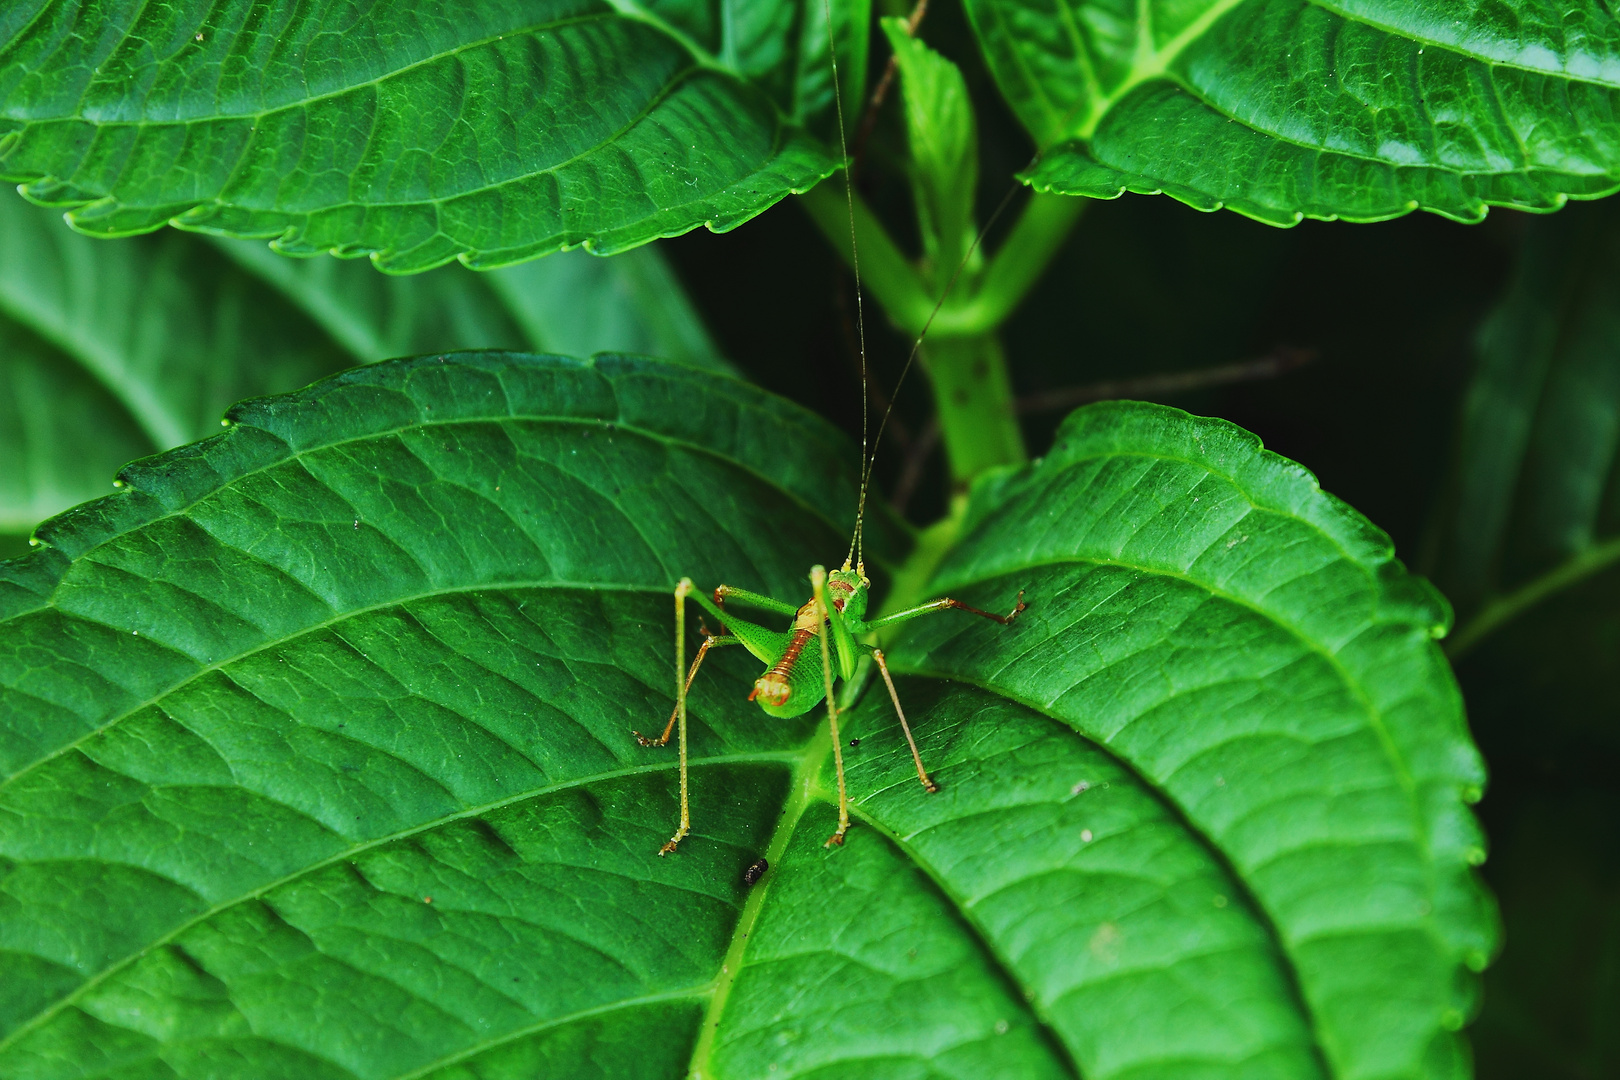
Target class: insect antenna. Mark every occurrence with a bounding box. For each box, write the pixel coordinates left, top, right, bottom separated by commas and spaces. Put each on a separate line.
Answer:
817, 0, 869, 575
848, 184, 1019, 569
820, 2, 1023, 572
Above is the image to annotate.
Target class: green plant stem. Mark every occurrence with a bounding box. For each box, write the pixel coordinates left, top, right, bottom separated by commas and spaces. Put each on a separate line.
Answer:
798, 181, 1073, 490
922, 333, 1025, 484
796, 185, 1085, 339
1447, 535, 1620, 660
935, 193, 1084, 334
798, 181, 935, 333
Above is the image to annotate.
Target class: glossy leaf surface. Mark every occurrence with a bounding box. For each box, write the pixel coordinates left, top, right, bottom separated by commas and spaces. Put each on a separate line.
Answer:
0, 0, 855, 270
0, 354, 1491, 1079
964, 0, 1620, 224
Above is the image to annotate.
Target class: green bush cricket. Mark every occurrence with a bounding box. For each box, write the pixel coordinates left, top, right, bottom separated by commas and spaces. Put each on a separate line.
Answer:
634, 0, 1027, 854
635, 562, 1026, 853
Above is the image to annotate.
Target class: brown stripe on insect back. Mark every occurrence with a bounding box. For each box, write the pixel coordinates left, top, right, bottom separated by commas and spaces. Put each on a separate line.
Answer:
765, 627, 814, 683
749, 595, 831, 705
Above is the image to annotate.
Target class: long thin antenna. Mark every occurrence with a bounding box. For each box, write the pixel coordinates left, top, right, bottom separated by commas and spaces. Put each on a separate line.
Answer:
849, 181, 1021, 568
819, 0, 869, 575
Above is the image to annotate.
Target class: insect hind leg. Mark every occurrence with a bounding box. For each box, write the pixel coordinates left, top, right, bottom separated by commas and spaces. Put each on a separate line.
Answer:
871, 649, 938, 794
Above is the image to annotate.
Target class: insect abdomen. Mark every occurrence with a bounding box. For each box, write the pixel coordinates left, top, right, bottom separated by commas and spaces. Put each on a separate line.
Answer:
750, 626, 812, 706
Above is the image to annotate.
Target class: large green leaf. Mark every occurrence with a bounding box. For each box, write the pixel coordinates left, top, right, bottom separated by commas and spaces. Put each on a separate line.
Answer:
0, 195, 728, 551
963, 0, 1620, 224
0, 354, 1492, 1079
0, 0, 860, 271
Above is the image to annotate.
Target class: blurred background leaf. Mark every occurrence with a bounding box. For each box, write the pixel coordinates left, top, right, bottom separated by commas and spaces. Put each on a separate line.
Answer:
1419, 197, 1620, 1079
0, 198, 727, 557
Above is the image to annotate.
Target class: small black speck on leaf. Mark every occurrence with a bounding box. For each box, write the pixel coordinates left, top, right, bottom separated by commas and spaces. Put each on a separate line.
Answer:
848, 738, 860, 748
743, 858, 768, 886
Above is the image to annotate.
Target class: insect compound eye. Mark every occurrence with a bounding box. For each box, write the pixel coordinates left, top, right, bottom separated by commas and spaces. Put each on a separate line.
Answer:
743, 858, 769, 886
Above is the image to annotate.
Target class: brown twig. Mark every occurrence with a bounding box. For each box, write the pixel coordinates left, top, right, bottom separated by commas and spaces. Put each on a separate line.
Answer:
851, 0, 929, 178
1016, 346, 1317, 416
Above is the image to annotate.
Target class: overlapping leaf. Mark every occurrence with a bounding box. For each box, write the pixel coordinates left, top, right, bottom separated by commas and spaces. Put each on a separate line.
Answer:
0, 355, 1491, 1079
0, 0, 862, 270
1433, 197, 1620, 653
1426, 202, 1620, 1073
0, 195, 352, 548
887, 404, 1496, 1077
0, 195, 726, 551
964, 0, 1620, 224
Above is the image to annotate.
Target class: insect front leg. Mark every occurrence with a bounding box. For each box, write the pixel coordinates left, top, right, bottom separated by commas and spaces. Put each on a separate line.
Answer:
656, 579, 696, 856
811, 567, 852, 847
857, 589, 1028, 632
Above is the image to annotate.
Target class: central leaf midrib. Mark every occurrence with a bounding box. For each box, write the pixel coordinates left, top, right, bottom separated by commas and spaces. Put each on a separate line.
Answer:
684, 724, 832, 1076
1073, 0, 1249, 139
0, 751, 801, 1059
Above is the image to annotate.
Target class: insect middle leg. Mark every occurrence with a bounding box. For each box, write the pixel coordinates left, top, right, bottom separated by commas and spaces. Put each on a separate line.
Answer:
634, 630, 729, 747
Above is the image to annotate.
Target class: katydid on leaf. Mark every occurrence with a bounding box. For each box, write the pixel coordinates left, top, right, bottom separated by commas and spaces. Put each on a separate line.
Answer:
634, 563, 1026, 853
633, 0, 1027, 855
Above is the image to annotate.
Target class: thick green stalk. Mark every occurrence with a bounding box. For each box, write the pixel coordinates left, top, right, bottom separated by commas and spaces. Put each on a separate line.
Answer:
921, 333, 1025, 483
798, 182, 935, 334
929, 193, 1084, 335
798, 185, 1084, 339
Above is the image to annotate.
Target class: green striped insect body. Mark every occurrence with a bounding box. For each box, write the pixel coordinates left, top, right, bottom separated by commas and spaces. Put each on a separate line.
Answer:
718, 566, 867, 718
636, 562, 1024, 853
